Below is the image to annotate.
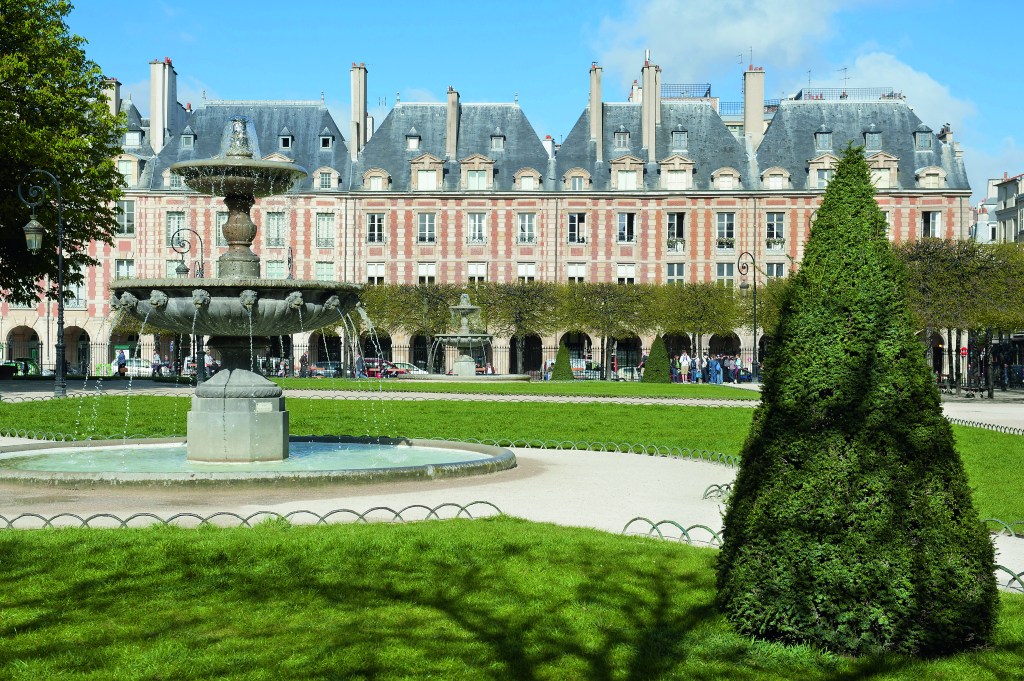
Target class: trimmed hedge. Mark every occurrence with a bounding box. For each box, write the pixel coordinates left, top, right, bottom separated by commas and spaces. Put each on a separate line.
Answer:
715, 145, 998, 656
641, 335, 671, 383
551, 342, 575, 381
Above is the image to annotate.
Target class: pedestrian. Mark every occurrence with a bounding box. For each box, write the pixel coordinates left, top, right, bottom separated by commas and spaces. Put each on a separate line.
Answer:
355, 354, 367, 379
299, 352, 309, 378
680, 351, 691, 383
116, 349, 127, 377
151, 351, 162, 377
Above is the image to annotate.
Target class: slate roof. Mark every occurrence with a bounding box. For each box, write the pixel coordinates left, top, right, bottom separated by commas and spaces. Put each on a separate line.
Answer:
144, 102, 350, 191
756, 100, 969, 190
555, 102, 750, 190
353, 102, 549, 191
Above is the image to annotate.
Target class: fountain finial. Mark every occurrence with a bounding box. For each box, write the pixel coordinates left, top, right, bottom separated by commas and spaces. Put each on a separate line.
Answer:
226, 118, 254, 159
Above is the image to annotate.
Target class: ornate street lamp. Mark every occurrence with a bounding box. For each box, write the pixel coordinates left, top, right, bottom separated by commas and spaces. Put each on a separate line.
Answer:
170, 227, 204, 278
737, 250, 759, 383
18, 170, 67, 398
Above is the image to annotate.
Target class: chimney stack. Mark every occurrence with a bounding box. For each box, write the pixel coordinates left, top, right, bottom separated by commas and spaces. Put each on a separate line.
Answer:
446, 86, 460, 159
350, 63, 368, 161
589, 62, 603, 161
743, 65, 766, 150
641, 57, 659, 163
149, 58, 177, 154
102, 77, 121, 118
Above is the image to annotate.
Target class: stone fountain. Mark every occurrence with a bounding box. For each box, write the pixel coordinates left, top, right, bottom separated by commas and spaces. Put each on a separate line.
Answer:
109, 117, 360, 462
434, 294, 493, 377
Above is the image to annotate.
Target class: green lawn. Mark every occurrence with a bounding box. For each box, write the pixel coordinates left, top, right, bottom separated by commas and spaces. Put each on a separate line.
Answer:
0, 518, 1021, 680
1, 395, 1021, 522
270, 376, 761, 400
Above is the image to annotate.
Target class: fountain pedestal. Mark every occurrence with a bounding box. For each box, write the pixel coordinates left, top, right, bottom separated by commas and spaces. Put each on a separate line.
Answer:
187, 369, 289, 462
452, 353, 478, 377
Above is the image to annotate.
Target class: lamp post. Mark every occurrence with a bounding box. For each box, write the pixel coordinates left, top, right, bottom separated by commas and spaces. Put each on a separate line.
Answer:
737, 250, 759, 383
170, 227, 204, 278
18, 170, 67, 398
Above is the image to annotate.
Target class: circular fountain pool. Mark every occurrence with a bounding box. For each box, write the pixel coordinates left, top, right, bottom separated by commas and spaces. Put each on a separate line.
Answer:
0, 437, 515, 485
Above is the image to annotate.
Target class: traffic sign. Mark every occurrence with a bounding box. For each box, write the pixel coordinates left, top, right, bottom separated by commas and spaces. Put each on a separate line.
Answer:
960, 347, 968, 357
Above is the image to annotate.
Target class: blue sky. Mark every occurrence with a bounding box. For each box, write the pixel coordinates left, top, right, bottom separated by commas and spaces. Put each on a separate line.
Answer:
69, 0, 1018, 204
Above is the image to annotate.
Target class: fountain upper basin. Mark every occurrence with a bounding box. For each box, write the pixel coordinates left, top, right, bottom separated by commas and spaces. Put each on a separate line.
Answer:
169, 158, 307, 198
110, 278, 360, 337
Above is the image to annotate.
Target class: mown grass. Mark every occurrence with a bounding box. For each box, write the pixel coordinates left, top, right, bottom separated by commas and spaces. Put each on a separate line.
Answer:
271, 375, 761, 400
1, 396, 1021, 523
0, 518, 1021, 680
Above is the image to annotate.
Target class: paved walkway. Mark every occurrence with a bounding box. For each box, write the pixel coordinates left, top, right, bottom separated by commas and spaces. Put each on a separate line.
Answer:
1, 378, 1021, 588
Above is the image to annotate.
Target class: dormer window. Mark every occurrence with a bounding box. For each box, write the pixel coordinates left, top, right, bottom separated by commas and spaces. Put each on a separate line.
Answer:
126, 131, 142, 147
319, 172, 333, 190
363, 168, 391, 191
181, 134, 195, 149
514, 168, 541, 191
712, 168, 741, 190
406, 128, 421, 151
614, 127, 630, 149
671, 128, 688, 150
491, 135, 504, 151
279, 135, 292, 150
563, 168, 591, 191
169, 173, 183, 189
320, 136, 333, 149
814, 127, 832, 150
864, 125, 881, 150
915, 131, 932, 150
369, 176, 384, 191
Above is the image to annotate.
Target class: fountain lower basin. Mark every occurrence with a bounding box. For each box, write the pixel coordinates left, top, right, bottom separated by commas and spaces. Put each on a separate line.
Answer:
0, 437, 516, 485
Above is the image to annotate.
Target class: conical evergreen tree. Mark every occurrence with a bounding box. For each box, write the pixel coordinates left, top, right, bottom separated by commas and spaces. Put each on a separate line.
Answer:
716, 145, 997, 655
551, 342, 575, 380
641, 335, 671, 383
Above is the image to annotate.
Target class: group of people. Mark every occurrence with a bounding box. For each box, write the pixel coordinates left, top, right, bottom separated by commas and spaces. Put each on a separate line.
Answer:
669, 352, 747, 384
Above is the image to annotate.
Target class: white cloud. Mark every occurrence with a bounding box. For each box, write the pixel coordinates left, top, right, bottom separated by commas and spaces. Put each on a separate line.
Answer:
847, 52, 975, 132
176, 76, 217, 109
595, 0, 841, 90
400, 88, 441, 104
960, 137, 1024, 203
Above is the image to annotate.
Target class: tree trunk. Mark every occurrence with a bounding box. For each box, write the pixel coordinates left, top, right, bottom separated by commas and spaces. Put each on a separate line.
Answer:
986, 327, 994, 399
516, 335, 525, 375
925, 325, 934, 377
946, 328, 954, 391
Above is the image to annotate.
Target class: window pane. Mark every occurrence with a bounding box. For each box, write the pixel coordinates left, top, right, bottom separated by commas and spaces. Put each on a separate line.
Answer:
468, 213, 486, 243
166, 211, 185, 246
266, 260, 286, 279
367, 213, 385, 243
417, 169, 436, 190
418, 213, 436, 243
316, 213, 335, 248
315, 261, 333, 280
617, 170, 637, 190
617, 213, 635, 242
520, 175, 536, 190
266, 212, 286, 247
568, 213, 586, 243
518, 213, 536, 243
116, 200, 135, 235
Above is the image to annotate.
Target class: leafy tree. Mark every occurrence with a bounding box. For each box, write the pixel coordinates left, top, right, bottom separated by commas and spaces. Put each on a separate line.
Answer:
0, 0, 124, 303
551, 342, 574, 381
640, 335, 670, 383
360, 284, 457, 372
716, 145, 997, 655
557, 283, 652, 380
659, 282, 742, 358
475, 281, 559, 376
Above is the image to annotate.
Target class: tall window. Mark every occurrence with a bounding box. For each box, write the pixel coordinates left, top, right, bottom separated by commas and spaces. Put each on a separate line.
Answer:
716, 262, 734, 287
266, 212, 286, 247
766, 212, 785, 247
169, 173, 183, 189
617, 213, 636, 243
366, 213, 385, 244
666, 262, 685, 284
922, 211, 941, 238
417, 262, 436, 284
367, 262, 385, 285
369, 175, 384, 191
265, 260, 286, 279
468, 212, 486, 244
166, 211, 185, 246
517, 262, 536, 282
667, 212, 685, 243
617, 170, 638, 190
716, 212, 735, 246
115, 259, 135, 279
567, 213, 586, 244
216, 212, 228, 247
418, 213, 436, 243
467, 170, 486, 190
567, 262, 586, 283
67, 266, 86, 308
468, 262, 487, 283
616, 263, 635, 284
417, 169, 437, 190
116, 200, 135, 236
517, 213, 536, 244
118, 159, 133, 187
319, 172, 332, 190
316, 213, 335, 248
315, 261, 333, 280
765, 263, 786, 278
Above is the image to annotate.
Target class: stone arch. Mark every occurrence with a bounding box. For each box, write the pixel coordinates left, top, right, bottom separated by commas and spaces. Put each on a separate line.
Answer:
663, 333, 692, 358
614, 335, 643, 370
558, 332, 593, 362
5, 326, 39, 361
508, 334, 541, 374
709, 332, 741, 355
65, 326, 91, 374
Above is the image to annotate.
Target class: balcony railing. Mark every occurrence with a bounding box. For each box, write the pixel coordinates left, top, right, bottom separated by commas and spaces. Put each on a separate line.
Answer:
667, 238, 686, 253
517, 234, 537, 245
766, 237, 786, 250
315, 238, 334, 248
716, 236, 736, 249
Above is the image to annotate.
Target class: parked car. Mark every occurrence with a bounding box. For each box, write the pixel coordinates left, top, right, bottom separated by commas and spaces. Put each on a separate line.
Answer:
111, 357, 154, 378
310, 361, 344, 377
362, 358, 405, 378
388, 361, 428, 375
614, 366, 642, 382
1, 358, 47, 377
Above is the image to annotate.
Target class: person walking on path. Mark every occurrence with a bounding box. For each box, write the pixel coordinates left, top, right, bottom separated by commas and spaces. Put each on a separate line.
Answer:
116, 350, 127, 377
